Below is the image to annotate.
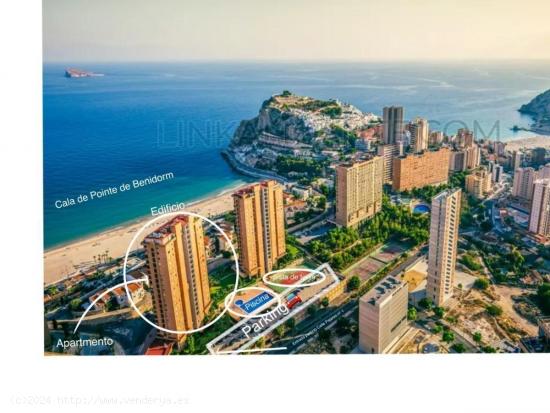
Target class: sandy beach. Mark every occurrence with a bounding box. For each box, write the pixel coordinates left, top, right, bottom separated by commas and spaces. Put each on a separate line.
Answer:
505, 135, 550, 151
44, 183, 254, 285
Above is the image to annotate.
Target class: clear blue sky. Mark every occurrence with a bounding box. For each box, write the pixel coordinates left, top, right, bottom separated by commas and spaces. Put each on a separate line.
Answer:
43, 0, 550, 62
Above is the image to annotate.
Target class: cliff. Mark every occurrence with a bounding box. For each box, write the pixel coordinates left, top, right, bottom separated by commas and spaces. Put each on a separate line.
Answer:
230, 91, 379, 147
231, 95, 314, 146
519, 89, 550, 121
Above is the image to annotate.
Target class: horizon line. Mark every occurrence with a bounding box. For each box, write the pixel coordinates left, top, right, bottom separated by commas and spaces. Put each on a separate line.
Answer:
43, 57, 550, 65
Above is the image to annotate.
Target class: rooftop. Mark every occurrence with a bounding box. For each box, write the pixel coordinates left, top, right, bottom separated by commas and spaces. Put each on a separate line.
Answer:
144, 216, 190, 241
145, 341, 173, 356
338, 154, 378, 169
233, 180, 277, 197
360, 275, 406, 306
433, 187, 461, 202
397, 146, 450, 160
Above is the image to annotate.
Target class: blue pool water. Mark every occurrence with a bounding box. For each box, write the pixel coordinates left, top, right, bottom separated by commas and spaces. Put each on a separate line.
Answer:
413, 204, 430, 214
236, 291, 273, 313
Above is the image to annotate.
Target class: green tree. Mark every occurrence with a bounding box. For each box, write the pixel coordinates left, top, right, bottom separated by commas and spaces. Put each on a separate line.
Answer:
256, 337, 266, 348
442, 330, 455, 343
319, 184, 330, 197
482, 345, 497, 353
347, 276, 361, 291
186, 335, 196, 354
536, 283, 550, 315
316, 195, 327, 210
472, 331, 483, 343
486, 304, 503, 317
275, 156, 326, 178
407, 307, 417, 321
223, 211, 236, 223
319, 328, 331, 342
320, 297, 330, 307
307, 304, 319, 317
285, 318, 296, 331
336, 317, 351, 336
274, 325, 286, 338
446, 315, 457, 324
432, 325, 443, 334
419, 297, 433, 310
322, 106, 343, 118
105, 296, 119, 312
509, 248, 525, 273
451, 343, 466, 353
433, 306, 445, 318
69, 298, 83, 312
461, 254, 483, 271
474, 277, 490, 290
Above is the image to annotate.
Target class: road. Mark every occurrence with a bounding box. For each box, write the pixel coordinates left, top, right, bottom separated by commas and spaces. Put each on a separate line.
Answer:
272, 248, 427, 354
222, 150, 288, 184
276, 301, 357, 354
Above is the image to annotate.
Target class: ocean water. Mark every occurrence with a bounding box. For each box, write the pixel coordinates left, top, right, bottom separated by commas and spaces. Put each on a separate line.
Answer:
43, 61, 550, 248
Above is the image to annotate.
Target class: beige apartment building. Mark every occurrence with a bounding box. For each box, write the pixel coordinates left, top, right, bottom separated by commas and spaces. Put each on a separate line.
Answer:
493, 141, 507, 157
377, 143, 400, 184
539, 164, 550, 180
511, 150, 523, 171
512, 167, 537, 200
143, 216, 212, 344
392, 147, 450, 191
465, 167, 492, 199
429, 131, 444, 146
233, 180, 286, 277
335, 156, 383, 227
465, 145, 481, 170
449, 150, 466, 172
456, 128, 474, 148
359, 275, 409, 354
410, 117, 429, 153
426, 188, 461, 306
449, 146, 480, 172
529, 179, 550, 237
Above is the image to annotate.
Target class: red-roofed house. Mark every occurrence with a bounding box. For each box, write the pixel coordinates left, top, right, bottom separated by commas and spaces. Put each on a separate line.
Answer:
145, 341, 173, 355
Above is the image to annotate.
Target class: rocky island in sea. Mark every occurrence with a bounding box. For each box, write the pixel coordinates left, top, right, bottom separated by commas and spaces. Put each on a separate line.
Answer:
65, 67, 104, 78
223, 91, 380, 179
519, 88, 550, 134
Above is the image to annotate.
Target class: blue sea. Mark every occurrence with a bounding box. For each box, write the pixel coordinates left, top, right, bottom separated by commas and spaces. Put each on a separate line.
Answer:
43, 61, 550, 248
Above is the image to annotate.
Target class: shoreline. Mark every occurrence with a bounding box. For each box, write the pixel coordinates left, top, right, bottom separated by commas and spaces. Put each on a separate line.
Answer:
44, 133, 550, 286
44, 180, 255, 286
502, 135, 550, 151
44, 180, 251, 253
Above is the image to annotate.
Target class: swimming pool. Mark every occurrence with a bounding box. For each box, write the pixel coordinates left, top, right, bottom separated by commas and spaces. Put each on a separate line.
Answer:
235, 291, 274, 313
413, 204, 430, 214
